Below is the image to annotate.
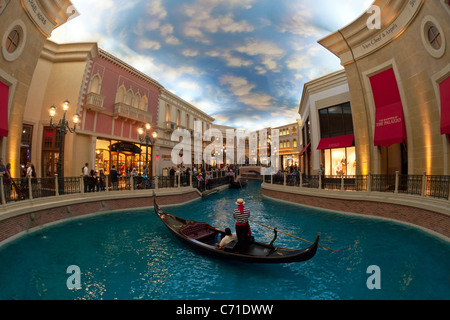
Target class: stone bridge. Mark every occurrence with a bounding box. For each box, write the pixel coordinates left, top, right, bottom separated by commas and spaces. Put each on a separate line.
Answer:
239, 166, 263, 179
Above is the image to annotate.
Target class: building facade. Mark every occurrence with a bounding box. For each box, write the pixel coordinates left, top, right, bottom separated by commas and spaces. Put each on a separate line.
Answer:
317, 0, 450, 176
298, 70, 354, 176
157, 89, 215, 174
0, 0, 76, 178
81, 49, 163, 177
274, 122, 301, 171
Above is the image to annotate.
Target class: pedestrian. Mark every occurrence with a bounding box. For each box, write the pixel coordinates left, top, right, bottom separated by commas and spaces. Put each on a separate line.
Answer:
110, 165, 120, 190
170, 167, 175, 187
205, 171, 211, 190
99, 170, 105, 191
318, 163, 325, 189
233, 198, 251, 252
88, 169, 97, 192
82, 163, 89, 192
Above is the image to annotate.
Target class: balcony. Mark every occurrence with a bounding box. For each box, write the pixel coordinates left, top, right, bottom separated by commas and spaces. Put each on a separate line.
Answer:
114, 102, 152, 123
164, 121, 176, 133
84, 92, 105, 112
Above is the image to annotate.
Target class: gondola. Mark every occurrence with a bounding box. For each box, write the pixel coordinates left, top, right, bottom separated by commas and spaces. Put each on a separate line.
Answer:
153, 196, 320, 263
229, 178, 247, 189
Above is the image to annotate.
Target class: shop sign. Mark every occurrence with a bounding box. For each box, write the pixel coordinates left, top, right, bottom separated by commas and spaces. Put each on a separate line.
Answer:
110, 142, 141, 154
21, 0, 56, 37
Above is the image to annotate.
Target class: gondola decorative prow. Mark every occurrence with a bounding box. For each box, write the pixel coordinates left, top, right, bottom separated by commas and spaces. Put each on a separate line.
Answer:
269, 228, 278, 247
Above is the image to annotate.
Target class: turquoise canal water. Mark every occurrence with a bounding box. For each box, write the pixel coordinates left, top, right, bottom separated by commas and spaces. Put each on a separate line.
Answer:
0, 181, 449, 300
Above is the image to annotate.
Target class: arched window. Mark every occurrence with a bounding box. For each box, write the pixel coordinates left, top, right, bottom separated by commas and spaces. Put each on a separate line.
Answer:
165, 104, 171, 122
134, 92, 141, 109
141, 96, 148, 111
115, 86, 126, 103
89, 74, 102, 94
126, 89, 134, 106
176, 109, 181, 126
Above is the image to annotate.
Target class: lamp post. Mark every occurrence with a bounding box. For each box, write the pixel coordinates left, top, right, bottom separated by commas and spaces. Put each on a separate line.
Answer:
49, 100, 80, 181
138, 122, 158, 177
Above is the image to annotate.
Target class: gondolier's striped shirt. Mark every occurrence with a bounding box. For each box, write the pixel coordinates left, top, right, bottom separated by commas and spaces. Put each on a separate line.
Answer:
233, 207, 250, 224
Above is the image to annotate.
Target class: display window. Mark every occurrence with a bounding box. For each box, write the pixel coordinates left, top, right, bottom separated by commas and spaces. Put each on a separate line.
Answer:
323, 147, 356, 176
95, 139, 150, 176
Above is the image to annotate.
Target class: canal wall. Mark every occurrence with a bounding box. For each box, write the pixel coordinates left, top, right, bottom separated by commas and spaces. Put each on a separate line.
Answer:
262, 183, 450, 241
0, 188, 201, 247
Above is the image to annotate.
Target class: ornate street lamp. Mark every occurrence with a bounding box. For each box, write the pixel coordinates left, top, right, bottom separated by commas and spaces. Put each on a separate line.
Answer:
49, 100, 80, 180
138, 122, 157, 176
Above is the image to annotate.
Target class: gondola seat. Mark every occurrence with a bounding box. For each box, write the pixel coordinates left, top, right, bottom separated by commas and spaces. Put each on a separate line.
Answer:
180, 223, 215, 241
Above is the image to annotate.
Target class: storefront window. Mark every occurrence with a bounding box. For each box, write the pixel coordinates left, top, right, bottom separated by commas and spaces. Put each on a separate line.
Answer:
323, 146, 356, 176
95, 139, 149, 176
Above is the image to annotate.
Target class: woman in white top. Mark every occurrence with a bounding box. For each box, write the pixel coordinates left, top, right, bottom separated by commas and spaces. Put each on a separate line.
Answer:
217, 228, 237, 249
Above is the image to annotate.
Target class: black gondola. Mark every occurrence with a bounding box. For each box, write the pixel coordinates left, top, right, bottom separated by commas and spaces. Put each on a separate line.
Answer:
229, 179, 247, 189
153, 196, 320, 263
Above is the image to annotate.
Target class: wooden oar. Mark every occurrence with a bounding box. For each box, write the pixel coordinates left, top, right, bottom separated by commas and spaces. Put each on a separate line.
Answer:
248, 219, 340, 252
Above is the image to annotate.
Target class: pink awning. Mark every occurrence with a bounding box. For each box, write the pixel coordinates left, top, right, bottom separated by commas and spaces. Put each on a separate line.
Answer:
370, 68, 406, 147
0, 81, 9, 137
317, 134, 354, 150
299, 142, 311, 155
440, 76, 450, 135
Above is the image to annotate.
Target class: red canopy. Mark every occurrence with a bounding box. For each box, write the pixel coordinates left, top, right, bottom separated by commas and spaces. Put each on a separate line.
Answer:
370, 68, 406, 147
0, 81, 9, 137
440, 77, 450, 135
317, 134, 354, 150
299, 142, 311, 155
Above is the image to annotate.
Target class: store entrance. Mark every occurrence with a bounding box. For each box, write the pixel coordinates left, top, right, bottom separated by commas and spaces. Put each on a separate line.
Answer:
379, 142, 408, 175
111, 152, 138, 176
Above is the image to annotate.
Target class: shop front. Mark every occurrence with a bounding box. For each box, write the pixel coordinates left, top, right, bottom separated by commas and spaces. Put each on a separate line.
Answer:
318, 135, 356, 176
95, 139, 152, 176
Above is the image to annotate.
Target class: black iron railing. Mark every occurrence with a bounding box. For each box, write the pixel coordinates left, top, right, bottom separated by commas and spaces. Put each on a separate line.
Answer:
263, 173, 450, 201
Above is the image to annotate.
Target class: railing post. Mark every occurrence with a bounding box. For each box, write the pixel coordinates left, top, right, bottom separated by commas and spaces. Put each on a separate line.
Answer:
0, 175, 6, 205
131, 175, 134, 191
341, 174, 344, 191
55, 174, 59, 196
394, 171, 399, 194
155, 176, 159, 191
318, 174, 322, 190
448, 177, 450, 202
270, 174, 273, 184
178, 173, 181, 189
189, 172, 193, 187
368, 172, 372, 192
283, 172, 286, 186
299, 173, 302, 188
105, 175, 109, 192
421, 171, 426, 197
80, 175, 84, 194
28, 176, 33, 200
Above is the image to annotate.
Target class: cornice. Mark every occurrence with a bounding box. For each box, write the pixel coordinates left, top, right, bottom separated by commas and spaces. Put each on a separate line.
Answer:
160, 89, 215, 122
318, 0, 424, 65
298, 69, 348, 114
98, 49, 165, 90
40, 40, 98, 62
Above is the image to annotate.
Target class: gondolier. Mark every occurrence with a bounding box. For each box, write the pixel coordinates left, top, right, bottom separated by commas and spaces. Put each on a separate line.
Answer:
233, 198, 251, 252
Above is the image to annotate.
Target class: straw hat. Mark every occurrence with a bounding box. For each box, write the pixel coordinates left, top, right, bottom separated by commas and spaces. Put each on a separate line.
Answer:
235, 198, 245, 205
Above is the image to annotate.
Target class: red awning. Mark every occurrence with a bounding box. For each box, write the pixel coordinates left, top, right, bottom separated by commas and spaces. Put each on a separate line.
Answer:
317, 134, 354, 150
0, 81, 9, 137
370, 68, 407, 147
299, 142, 311, 155
440, 76, 450, 135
